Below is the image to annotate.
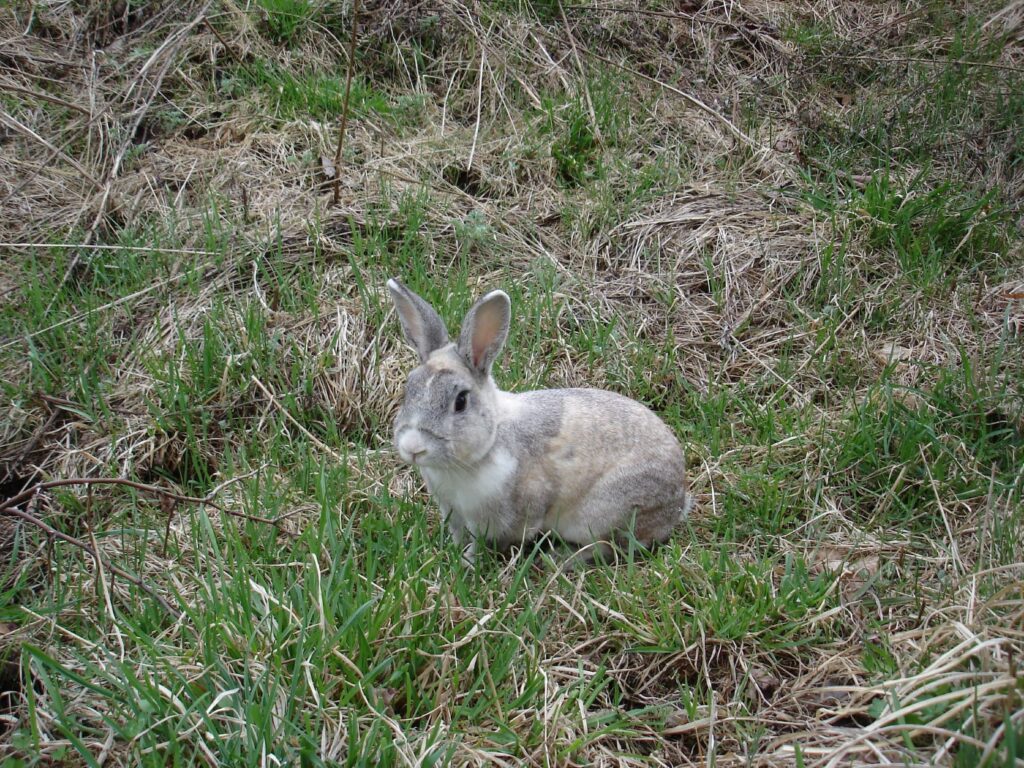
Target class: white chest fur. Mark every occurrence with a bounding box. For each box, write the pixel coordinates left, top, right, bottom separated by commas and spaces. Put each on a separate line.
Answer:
421, 449, 517, 522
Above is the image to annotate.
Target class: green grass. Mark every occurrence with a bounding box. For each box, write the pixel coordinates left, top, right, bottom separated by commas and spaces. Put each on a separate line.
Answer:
827, 353, 1023, 533
218, 60, 425, 129
803, 170, 1009, 292
7, 478, 845, 765
255, 0, 320, 45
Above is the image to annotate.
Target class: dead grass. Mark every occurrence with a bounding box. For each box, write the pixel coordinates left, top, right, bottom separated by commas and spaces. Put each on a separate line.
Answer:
1, 0, 1023, 765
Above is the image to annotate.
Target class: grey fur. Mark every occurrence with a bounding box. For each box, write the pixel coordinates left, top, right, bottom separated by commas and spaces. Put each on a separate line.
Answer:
388, 279, 690, 565
387, 279, 449, 362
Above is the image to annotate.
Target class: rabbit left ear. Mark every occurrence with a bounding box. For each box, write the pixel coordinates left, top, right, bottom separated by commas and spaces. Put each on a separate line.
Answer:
458, 290, 510, 375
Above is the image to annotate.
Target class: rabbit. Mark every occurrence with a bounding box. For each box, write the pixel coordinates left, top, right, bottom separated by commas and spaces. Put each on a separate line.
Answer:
387, 278, 692, 566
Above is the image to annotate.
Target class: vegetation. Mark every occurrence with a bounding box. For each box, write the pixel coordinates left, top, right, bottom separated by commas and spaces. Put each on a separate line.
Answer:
0, 0, 1021, 765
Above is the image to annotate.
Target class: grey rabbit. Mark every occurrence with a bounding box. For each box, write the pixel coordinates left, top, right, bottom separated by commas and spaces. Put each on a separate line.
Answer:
388, 278, 692, 565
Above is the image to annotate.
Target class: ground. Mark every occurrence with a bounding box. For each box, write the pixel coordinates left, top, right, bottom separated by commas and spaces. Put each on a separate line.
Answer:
0, 1, 1022, 766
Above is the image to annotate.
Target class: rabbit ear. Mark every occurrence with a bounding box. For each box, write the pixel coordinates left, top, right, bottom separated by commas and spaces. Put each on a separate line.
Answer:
387, 279, 450, 362
458, 290, 510, 375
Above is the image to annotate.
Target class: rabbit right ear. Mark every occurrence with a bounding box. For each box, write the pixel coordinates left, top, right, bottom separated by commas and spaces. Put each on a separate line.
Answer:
457, 289, 510, 375
387, 279, 450, 362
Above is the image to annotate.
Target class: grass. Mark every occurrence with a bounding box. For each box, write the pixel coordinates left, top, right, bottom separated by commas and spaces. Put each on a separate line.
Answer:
255, 0, 319, 46
225, 60, 420, 127
1, 0, 1023, 766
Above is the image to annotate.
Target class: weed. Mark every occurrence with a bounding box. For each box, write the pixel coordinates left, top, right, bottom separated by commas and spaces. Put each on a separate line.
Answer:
859, 172, 1006, 287
256, 0, 319, 46
222, 60, 397, 124
549, 101, 602, 187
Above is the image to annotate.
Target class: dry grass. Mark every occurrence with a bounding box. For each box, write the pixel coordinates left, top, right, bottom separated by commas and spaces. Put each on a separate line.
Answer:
1, 0, 1023, 765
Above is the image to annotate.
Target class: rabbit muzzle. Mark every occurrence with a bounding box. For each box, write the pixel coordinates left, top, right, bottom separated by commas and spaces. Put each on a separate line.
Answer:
395, 426, 430, 465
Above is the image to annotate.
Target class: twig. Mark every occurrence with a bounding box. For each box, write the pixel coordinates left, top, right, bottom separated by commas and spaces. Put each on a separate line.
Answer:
0, 242, 217, 255
41, 4, 212, 317
203, 16, 256, 82
558, 0, 602, 144
8, 408, 59, 478
0, 477, 283, 528
0, 109, 102, 188
332, 0, 360, 206
0, 260, 215, 352
3, 504, 177, 616
560, 37, 765, 153
544, 29, 770, 155
564, 4, 743, 27
0, 80, 91, 115
317, 161, 477, 204
0, 108, 121, 207
250, 376, 346, 463
0, 472, 301, 615
467, 40, 486, 172
805, 52, 1024, 74
920, 444, 964, 577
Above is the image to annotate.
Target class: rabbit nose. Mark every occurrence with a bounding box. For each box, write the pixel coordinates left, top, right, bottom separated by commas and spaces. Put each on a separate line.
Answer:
397, 432, 427, 463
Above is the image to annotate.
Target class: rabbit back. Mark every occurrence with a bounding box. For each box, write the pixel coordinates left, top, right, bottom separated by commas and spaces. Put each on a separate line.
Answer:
424, 387, 689, 550
512, 388, 688, 546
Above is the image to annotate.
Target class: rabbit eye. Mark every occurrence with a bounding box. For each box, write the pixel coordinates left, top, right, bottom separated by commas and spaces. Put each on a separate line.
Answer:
453, 390, 469, 413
